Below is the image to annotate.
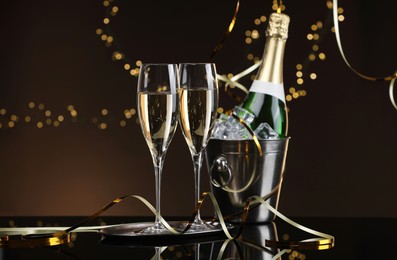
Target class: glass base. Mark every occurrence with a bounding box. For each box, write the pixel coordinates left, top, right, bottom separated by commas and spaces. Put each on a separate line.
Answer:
100, 220, 233, 240
100, 221, 235, 247
170, 219, 227, 234
137, 223, 176, 235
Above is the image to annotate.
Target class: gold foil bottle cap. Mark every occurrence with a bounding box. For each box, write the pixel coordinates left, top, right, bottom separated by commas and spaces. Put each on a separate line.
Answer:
266, 12, 290, 39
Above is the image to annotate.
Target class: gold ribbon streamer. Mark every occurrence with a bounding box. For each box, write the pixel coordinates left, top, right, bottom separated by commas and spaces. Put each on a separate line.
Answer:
390, 73, 397, 109
332, 0, 397, 109
251, 195, 335, 250
0, 195, 179, 248
332, 0, 396, 82
217, 61, 261, 103
210, 0, 240, 61
192, 191, 335, 251
0, 190, 334, 253
0, 233, 71, 249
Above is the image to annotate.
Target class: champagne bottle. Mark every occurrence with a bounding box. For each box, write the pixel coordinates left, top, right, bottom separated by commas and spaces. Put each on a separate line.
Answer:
240, 12, 290, 138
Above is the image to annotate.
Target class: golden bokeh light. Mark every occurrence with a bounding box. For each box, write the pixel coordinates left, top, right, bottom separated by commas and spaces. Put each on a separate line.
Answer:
101, 109, 108, 116
326, 1, 333, 9
297, 78, 304, 85
10, 115, 18, 122
124, 109, 132, 119
311, 24, 318, 31
70, 110, 78, 117
106, 36, 113, 43
99, 123, 107, 130
299, 90, 308, 96
251, 30, 259, 39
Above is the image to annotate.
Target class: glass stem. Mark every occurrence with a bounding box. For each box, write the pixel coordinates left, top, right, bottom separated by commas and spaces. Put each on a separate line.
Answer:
153, 154, 165, 229
192, 152, 204, 224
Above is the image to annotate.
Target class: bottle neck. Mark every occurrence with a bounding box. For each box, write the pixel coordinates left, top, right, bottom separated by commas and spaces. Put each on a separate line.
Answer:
255, 36, 286, 84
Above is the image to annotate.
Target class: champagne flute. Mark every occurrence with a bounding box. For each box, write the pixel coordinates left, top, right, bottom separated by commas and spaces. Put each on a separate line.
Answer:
137, 63, 179, 234
179, 63, 219, 230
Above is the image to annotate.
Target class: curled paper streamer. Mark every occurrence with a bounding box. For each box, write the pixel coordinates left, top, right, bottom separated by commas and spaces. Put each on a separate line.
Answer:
332, 0, 397, 109
390, 73, 397, 109
217, 61, 261, 98
210, 0, 240, 61
0, 190, 334, 251
0, 195, 178, 248
0, 233, 71, 248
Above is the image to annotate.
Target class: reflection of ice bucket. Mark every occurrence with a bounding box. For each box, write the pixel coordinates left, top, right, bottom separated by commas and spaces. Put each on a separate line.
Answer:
211, 222, 280, 259
205, 138, 290, 223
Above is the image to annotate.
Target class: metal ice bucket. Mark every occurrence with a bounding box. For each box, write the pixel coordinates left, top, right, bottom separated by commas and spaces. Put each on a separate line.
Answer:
205, 138, 290, 223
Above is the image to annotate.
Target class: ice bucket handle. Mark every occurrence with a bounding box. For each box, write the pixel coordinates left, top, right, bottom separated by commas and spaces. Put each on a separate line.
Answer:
210, 155, 232, 188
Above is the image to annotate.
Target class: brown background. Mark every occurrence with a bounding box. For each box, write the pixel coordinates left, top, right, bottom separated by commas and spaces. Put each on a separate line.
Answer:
0, 0, 396, 218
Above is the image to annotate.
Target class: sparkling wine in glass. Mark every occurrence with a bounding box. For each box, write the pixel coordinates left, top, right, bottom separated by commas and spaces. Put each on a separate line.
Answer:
179, 63, 219, 230
137, 63, 179, 234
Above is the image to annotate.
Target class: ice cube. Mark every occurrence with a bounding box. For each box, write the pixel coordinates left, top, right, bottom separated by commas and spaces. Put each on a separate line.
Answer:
254, 122, 279, 140
211, 106, 261, 140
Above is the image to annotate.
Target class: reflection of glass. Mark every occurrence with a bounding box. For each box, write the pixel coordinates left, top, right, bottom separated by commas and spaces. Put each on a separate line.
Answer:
137, 63, 179, 234
178, 63, 219, 230
100, 222, 280, 259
